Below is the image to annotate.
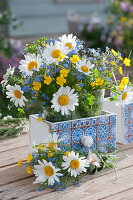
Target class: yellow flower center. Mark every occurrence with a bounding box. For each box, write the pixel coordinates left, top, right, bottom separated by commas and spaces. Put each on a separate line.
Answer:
58, 95, 69, 106
65, 42, 72, 49
44, 166, 54, 176
51, 49, 62, 58
49, 141, 55, 150
70, 159, 80, 169
14, 90, 22, 99
28, 61, 38, 71
81, 66, 89, 73
122, 92, 127, 101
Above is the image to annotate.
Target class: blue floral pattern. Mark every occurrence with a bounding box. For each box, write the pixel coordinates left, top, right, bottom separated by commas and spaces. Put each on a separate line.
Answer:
124, 103, 133, 143
51, 113, 116, 153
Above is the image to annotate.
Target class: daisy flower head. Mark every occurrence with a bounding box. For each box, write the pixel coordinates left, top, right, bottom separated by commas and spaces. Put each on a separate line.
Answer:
62, 151, 89, 177
6, 84, 28, 107
1, 64, 15, 87
43, 41, 69, 64
42, 132, 62, 151
119, 85, 133, 104
59, 34, 77, 50
19, 54, 42, 76
33, 159, 62, 185
5, 64, 15, 76
76, 58, 94, 75
51, 86, 78, 115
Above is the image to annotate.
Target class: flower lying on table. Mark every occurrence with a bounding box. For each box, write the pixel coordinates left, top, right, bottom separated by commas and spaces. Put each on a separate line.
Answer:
18, 133, 118, 191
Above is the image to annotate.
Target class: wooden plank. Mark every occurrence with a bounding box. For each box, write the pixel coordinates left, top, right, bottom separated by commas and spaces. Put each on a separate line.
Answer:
1, 160, 133, 200
0, 165, 32, 186
0, 140, 133, 184
30, 165, 133, 200
0, 133, 29, 153
0, 145, 29, 168
0, 145, 133, 199
104, 188, 133, 200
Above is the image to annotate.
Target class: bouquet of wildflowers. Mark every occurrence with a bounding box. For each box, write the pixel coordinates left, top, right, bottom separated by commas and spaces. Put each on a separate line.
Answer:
18, 133, 117, 191
1, 34, 132, 122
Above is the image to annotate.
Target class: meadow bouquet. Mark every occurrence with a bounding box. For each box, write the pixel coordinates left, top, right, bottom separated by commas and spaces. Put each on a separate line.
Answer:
1, 34, 132, 122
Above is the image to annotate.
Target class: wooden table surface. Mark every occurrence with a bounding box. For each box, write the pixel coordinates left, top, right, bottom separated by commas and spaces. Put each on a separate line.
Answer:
0, 133, 133, 200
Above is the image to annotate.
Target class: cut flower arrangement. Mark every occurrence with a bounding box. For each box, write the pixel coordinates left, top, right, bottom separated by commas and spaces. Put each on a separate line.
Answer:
18, 133, 118, 191
1, 34, 132, 122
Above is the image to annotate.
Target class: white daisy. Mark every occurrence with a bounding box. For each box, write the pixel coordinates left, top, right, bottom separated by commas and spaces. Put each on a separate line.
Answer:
1, 64, 15, 87
62, 151, 89, 177
59, 34, 77, 50
40, 133, 62, 151
114, 85, 133, 105
120, 85, 133, 104
6, 84, 28, 107
87, 150, 101, 168
19, 54, 42, 76
6, 64, 15, 76
51, 86, 78, 115
76, 58, 94, 75
43, 41, 69, 64
33, 159, 62, 185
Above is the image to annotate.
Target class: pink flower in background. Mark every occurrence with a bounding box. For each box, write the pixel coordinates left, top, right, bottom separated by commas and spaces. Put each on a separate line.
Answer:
87, 24, 94, 32
0, 53, 20, 73
129, 6, 133, 12
107, 37, 112, 44
120, 1, 130, 12
0, 73, 2, 83
114, 39, 122, 47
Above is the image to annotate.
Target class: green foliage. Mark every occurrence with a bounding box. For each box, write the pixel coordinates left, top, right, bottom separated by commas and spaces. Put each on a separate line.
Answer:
81, 24, 108, 50
0, 1, 22, 58
0, 115, 28, 139
23, 38, 48, 55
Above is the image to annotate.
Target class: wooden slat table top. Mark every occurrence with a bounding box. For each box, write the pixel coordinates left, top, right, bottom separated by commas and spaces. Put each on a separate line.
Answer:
0, 134, 133, 200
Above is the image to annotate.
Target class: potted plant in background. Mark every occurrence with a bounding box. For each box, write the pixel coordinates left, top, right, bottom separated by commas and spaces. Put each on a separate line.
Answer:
1, 34, 131, 152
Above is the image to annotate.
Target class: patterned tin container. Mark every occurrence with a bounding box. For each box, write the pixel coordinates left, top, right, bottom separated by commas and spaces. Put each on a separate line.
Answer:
29, 111, 116, 153
103, 99, 133, 144
124, 103, 133, 143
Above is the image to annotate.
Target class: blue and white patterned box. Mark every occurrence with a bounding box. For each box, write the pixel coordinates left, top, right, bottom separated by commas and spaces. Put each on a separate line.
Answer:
29, 111, 116, 153
51, 112, 116, 153
124, 103, 133, 143
103, 99, 133, 144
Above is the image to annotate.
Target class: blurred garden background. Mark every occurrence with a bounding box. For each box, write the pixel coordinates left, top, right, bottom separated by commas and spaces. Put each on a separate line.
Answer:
0, 0, 133, 139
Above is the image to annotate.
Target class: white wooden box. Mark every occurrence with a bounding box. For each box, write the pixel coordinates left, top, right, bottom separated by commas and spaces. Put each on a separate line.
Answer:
29, 112, 116, 153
